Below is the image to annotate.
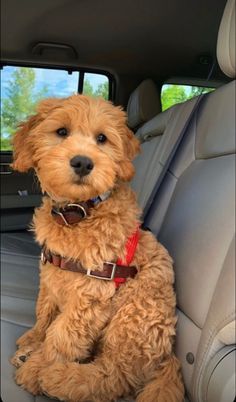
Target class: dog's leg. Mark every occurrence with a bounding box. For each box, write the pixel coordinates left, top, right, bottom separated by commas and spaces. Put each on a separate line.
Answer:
14, 296, 112, 395
39, 343, 183, 402
41, 297, 111, 364
38, 354, 183, 402
12, 283, 57, 368
38, 293, 183, 402
39, 359, 126, 402
136, 355, 184, 402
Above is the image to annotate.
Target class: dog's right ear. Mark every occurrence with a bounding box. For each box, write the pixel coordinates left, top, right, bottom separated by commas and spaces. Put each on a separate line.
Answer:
12, 98, 64, 172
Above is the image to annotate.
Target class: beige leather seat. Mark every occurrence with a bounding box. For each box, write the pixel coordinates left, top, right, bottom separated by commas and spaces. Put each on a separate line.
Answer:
127, 78, 161, 132
142, 1, 235, 400
130, 97, 199, 211
147, 77, 235, 402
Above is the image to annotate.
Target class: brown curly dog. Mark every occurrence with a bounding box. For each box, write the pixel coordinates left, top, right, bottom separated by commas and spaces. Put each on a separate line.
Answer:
11, 95, 184, 402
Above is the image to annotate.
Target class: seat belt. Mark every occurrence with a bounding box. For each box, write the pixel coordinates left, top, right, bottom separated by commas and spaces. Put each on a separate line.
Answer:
143, 93, 207, 220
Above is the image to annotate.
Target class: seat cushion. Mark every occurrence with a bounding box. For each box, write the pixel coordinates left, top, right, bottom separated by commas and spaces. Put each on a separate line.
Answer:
1, 320, 52, 402
1, 232, 40, 300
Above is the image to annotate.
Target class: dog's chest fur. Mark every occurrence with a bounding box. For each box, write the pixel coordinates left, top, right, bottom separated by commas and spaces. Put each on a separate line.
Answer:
41, 263, 116, 312
33, 184, 141, 311
33, 184, 140, 270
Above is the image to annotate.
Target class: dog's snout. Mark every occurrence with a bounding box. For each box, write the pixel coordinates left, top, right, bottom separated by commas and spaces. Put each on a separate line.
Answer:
70, 155, 94, 177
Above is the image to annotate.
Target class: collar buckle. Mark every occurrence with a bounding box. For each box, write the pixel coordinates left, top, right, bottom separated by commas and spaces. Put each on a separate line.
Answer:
41, 249, 47, 264
51, 203, 88, 226
87, 262, 116, 280
67, 203, 87, 219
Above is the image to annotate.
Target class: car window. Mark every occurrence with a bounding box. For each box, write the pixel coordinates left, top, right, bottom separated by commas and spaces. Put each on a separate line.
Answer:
83, 72, 109, 100
1, 66, 110, 151
161, 84, 214, 111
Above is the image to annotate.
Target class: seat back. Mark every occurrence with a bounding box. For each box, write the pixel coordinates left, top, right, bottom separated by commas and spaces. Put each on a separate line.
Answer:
145, 1, 235, 400
131, 98, 199, 211
127, 78, 203, 212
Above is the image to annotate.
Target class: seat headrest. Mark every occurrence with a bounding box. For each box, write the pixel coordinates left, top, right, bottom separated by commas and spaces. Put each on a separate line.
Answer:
127, 79, 161, 129
136, 106, 174, 143
217, 0, 235, 78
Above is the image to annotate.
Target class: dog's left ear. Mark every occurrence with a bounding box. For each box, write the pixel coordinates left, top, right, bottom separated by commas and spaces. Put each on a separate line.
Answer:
117, 126, 140, 182
124, 127, 140, 160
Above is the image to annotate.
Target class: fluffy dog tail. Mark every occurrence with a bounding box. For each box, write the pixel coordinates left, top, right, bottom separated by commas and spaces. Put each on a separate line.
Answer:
136, 355, 185, 402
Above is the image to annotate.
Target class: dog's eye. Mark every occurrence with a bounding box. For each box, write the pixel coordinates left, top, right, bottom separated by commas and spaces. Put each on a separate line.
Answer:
56, 127, 68, 137
96, 134, 107, 144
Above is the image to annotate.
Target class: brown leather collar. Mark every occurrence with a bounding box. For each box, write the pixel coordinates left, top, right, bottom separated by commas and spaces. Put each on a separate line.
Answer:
41, 248, 138, 281
51, 201, 94, 225
51, 191, 112, 226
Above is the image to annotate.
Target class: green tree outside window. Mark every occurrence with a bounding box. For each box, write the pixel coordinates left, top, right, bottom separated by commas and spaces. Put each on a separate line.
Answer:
1, 68, 48, 150
161, 84, 214, 111
1, 67, 108, 151
83, 79, 109, 100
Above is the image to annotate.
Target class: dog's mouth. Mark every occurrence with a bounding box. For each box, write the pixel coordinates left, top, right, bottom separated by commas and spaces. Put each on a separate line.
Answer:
71, 173, 90, 186
74, 177, 87, 185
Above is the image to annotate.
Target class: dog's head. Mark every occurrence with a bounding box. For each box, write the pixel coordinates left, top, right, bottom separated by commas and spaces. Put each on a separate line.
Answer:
12, 95, 140, 202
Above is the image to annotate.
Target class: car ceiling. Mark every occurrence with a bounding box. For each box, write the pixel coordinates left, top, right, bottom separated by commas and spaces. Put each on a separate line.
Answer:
1, 0, 228, 83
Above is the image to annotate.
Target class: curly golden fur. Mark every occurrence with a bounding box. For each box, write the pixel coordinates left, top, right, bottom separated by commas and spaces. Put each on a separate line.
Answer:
11, 95, 184, 402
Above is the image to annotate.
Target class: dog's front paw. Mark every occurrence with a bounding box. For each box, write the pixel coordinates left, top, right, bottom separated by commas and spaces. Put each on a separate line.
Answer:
39, 363, 72, 401
11, 345, 35, 368
14, 348, 45, 395
15, 362, 41, 395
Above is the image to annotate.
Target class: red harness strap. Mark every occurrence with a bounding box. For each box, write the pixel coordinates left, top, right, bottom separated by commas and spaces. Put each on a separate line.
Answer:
115, 227, 140, 288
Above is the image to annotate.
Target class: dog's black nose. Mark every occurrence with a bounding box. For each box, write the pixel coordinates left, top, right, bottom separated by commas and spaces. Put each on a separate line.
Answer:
70, 155, 94, 177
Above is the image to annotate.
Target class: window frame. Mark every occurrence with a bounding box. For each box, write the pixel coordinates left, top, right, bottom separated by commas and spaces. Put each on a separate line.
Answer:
164, 77, 223, 89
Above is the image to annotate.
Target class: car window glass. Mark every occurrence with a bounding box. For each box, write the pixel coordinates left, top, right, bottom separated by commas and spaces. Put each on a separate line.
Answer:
1, 66, 110, 151
83, 73, 109, 100
161, 84, 214, 111
1, 66, 79, 151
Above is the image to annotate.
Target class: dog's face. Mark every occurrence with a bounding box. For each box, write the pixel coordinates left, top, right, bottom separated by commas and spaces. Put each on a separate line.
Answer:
12, 95, 140, 202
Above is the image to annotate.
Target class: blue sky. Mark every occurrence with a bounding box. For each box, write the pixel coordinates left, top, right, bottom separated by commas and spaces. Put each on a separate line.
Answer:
1, 66, 108, 100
